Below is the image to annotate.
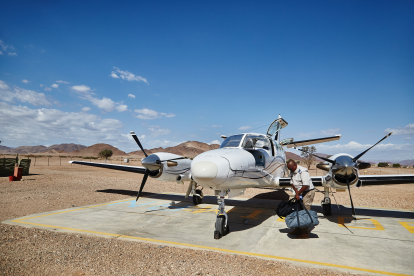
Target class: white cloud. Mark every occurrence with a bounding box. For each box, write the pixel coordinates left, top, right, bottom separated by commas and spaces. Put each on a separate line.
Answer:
51, 84, 58, 88
212, 125, 222, 128
385, 124, 414, 135
0, 101, 128, 148
8, 52, 17, 56
135, 108, 176, 120
0, 80, 51, 106
210, 140, 221, 145
88, 97, 115, 112
128, 93, 135, 99
71, 84, 125, 113
56, 80, 69, 84
0, 51, 3, 55
0, 40, 13, 52
161, 112, 176, 118
44, 87, 52, 91
405, 137, 412, 140
81, 107, 91, 112
22, 79, 29, 84
239, 126, 251, 130
71, 85, 91, 93
320, 128, 340, 136
149, 128, 171, 137
40, 84, 43, 87
116, 104, 128, 112
110, 67, 148, 84
135, 108, 159, 119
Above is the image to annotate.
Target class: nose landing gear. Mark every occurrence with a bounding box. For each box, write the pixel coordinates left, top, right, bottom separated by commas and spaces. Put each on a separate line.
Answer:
214, 190, 229, 239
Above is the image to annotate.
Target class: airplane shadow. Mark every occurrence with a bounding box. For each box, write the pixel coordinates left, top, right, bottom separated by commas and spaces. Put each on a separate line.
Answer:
96, 189, 413, 237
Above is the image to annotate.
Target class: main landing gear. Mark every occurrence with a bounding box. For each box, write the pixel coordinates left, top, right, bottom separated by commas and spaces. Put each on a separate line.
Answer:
214, 190, 229, 239
193, 189, 203, 205
321, 187, 331, 216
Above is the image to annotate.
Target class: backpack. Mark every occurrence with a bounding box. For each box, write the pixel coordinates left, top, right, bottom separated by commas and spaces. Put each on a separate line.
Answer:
276, 198, 303, 218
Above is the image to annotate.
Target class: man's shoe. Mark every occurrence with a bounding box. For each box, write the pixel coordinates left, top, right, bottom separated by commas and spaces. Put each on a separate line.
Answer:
297, 233, 309, 239
288, 228, 301, 235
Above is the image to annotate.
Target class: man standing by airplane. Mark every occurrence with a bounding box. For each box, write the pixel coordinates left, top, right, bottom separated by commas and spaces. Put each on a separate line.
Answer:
287, 160, 315, 237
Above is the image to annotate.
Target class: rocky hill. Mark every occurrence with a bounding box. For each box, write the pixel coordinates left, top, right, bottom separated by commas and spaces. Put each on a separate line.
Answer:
128, 141, 220, 159
0, 143, 86, 154
70, 143, 127, 157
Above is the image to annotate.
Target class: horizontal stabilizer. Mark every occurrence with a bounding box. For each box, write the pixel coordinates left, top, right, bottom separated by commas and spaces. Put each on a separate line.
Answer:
69, 161, 147, 174
285, 135, 341, 148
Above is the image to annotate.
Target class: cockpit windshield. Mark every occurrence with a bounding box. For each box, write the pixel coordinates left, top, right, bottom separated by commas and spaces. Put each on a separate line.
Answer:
219, 134, 245, 148
242, 134, 271, 150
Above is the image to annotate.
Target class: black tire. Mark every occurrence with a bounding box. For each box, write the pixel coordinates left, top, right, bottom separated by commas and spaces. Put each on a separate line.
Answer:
215, 215, 226, 238
322, 202, 331, 216
192, 189, 203, 205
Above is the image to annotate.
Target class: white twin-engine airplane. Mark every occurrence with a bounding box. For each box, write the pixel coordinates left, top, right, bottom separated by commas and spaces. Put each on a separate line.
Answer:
70, 116, 414, 239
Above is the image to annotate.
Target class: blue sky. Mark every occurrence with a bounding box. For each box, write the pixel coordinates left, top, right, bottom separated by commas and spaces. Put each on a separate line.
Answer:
0, 0, 413, 161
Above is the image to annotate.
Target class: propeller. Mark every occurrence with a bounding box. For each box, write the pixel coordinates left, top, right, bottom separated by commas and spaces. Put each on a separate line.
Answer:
295, 132, 393, 218
130, 131, 188, 201
352, 132, 392, 162
346, 175, 356, 218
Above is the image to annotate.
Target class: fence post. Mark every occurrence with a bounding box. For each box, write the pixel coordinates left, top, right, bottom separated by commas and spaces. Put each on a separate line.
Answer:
48, 157, 49, 166
34, 156, 36, 166
60, 157, 61, 166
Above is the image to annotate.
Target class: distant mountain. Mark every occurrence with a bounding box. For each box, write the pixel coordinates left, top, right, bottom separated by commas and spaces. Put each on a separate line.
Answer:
47, 143, 86, 152
70, 143, 127, 157
286, 152, 302, 161
400, 159, 414, 166
0, 143, 86, 154
128, 141, 220, 159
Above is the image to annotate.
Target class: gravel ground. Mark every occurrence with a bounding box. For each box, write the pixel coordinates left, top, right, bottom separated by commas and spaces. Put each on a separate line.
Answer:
1, 164, 413, 275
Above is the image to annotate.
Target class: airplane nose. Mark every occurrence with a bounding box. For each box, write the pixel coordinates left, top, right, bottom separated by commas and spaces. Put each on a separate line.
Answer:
191, 161, 218, 181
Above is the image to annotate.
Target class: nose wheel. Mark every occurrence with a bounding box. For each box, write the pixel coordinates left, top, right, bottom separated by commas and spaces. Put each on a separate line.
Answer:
214, 190, 229, 239
321, 187, 331, 216
193, 189, 203, 205
214, 215, 229, 239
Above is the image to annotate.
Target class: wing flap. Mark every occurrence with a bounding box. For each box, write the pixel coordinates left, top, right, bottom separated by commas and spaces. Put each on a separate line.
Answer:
69, 161, 147, 174
285, 135, 341, 148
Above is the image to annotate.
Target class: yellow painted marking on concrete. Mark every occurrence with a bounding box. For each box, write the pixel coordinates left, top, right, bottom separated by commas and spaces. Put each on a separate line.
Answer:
398, 222, 414, 234
190, 207, 217, 214
241, 209, 265, 219
11, 219, 410, 276
277, 217, 285, 222
338, 217, 385, 230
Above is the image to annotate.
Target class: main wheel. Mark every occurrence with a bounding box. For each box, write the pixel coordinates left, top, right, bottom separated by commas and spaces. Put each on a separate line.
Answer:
322, 201, 331, 216
192, 189, 203, 205
214, 215, 227, 239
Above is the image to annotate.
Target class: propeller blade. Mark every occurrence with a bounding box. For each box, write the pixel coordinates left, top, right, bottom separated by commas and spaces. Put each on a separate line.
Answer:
136, 170, 150, 201
295, 148, 336, 165
130, 131, 148, 157
346, 176, 356, 218
352, 132, 393, 162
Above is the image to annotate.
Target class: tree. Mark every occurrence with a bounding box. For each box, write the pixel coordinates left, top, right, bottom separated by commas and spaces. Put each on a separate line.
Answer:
392, 163, 401, 168
300, 146, 316, 170
98, 149, 113, 162
378, 162, 389, 167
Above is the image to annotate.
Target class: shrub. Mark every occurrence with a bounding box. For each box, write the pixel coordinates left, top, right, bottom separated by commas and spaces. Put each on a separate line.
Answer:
392, 163, 401, 168
378, 162, 389, 167
98, 149, 113, 160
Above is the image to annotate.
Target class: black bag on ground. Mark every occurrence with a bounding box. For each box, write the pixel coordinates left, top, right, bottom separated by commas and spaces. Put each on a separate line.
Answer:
285, 199, 319, 229
276, 198, 303, 218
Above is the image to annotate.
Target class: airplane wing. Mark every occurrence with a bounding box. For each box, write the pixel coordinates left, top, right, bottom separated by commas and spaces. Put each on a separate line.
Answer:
285, 135, 341, 148
277, 174, 414, 187
69, 161, 147, 174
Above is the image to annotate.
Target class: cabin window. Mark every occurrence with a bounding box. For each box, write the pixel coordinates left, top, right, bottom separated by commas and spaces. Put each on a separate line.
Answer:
220, 134, 245, 148
242, 134, 271, 151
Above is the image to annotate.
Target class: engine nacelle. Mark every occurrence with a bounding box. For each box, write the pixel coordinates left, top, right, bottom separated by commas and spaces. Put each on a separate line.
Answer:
142, 152, 192, 182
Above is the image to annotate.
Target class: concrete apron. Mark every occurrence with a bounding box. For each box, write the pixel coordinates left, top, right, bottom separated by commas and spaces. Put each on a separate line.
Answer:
3, 192, 414, 276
